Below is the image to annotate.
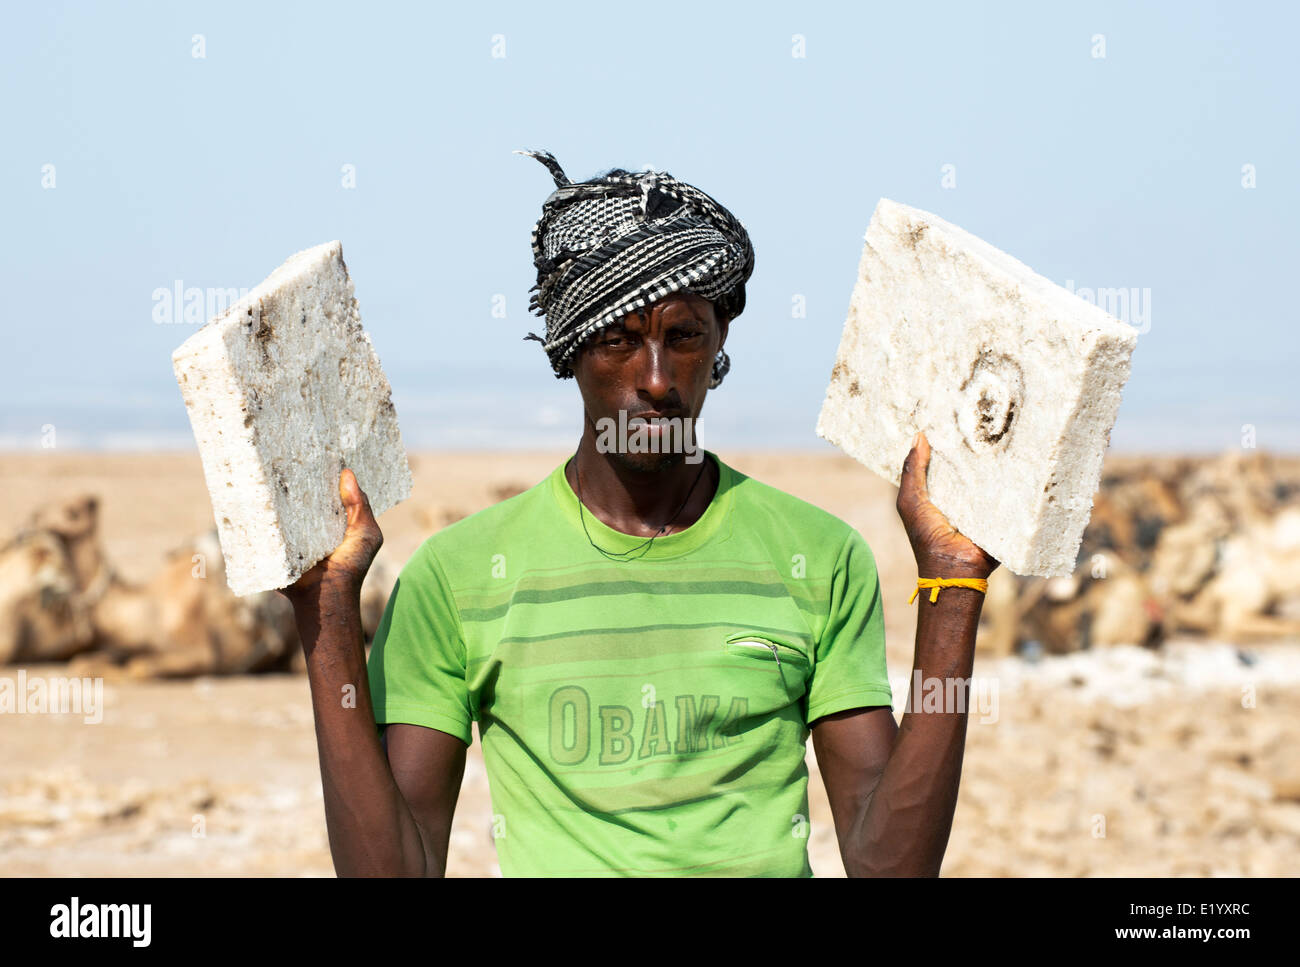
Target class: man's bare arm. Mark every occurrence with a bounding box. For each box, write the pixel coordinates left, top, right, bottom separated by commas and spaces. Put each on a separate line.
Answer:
813, 431, 997, 876
813, 580, 984, 876
810, 705, 896, 860
383, 723, 467, 875
281, 469, 463, 877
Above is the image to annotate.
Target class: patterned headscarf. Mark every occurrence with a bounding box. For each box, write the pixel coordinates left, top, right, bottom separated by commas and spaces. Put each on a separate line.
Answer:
515, 149, 754, 389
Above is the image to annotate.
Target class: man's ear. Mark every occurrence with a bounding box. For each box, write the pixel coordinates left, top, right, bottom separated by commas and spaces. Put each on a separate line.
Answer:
716, 310, 730, 351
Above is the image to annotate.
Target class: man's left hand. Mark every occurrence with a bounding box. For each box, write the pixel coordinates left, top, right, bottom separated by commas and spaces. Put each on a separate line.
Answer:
896, 431, 1000, 578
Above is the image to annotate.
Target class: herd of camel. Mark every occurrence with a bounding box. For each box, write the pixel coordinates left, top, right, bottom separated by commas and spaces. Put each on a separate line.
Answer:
0, 492, 393, 677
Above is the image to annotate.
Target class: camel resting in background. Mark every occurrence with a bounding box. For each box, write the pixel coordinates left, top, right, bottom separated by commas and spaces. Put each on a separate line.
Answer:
1, 493, 398, 678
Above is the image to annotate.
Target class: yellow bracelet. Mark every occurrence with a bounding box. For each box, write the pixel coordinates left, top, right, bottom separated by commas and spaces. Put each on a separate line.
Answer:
908, 577, 989, 604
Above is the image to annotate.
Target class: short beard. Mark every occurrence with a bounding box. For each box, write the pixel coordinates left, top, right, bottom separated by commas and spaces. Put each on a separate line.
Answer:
606, 447, 682, 475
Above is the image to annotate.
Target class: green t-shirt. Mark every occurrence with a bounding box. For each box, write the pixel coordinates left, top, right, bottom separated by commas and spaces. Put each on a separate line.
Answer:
366, 449, 892, 877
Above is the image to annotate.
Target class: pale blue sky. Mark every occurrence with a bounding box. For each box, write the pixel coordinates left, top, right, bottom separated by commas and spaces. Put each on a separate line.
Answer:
2, 1, 1296, 452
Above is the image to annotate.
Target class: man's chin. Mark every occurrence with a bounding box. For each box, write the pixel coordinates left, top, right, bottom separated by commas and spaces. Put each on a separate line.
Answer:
608, 449, 685, 474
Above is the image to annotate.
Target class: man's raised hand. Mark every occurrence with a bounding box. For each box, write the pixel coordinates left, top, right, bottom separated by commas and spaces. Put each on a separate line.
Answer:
278, 468, 384, 604
896, 431, 999, 578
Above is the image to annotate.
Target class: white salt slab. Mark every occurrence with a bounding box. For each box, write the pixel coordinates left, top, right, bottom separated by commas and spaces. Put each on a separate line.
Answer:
172, 241, 412, 596
816, 199, 1137, 577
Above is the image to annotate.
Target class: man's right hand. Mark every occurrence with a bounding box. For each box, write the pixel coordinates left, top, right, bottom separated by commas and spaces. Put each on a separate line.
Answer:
272, 467, 442, 876
279, 467, 384, 604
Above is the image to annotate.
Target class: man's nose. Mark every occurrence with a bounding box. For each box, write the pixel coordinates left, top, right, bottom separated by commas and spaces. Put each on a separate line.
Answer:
635, 338, 674, 402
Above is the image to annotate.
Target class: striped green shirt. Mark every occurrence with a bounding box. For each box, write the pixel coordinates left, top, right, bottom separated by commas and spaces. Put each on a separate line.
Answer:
366, 449, 892, 876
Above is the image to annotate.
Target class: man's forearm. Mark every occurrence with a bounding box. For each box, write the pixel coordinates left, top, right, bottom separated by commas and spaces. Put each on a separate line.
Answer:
846, 564, 985, 876
293, 582, 435, 876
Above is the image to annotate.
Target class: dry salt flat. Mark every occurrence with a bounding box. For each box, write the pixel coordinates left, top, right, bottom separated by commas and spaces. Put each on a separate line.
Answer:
1, 640, 1296, 876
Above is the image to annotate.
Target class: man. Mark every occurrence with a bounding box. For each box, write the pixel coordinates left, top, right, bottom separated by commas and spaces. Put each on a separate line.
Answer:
280, 150, 999, 877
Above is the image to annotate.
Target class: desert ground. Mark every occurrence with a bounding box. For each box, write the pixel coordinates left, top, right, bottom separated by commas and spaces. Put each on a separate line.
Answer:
1, 450, 1298, 876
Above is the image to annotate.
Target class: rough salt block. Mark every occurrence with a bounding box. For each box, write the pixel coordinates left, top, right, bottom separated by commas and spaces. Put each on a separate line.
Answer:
171, 241, 412, 596
816, 199, 1137, 577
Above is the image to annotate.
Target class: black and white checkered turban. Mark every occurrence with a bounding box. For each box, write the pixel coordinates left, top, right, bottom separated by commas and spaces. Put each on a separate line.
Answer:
515, 149, 754, 389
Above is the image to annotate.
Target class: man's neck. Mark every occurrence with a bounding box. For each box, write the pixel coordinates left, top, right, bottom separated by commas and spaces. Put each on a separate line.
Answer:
565, 433, 718, 539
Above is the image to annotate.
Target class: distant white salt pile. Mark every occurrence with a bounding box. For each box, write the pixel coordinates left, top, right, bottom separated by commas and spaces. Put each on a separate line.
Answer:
171, 241, 412, 596
986, 641, 1300, 708
817, 199, 1137, 577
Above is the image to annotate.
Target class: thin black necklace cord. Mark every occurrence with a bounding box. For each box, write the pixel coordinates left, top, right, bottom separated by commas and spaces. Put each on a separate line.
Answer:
573, 453, 711, 562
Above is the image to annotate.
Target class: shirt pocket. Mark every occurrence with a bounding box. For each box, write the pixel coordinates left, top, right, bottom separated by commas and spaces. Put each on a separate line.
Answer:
722, 632, 809, 668
721, 633, 812, 710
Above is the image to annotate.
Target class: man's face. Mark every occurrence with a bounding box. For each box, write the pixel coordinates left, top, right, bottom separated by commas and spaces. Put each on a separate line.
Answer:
571, 291, 729, 473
